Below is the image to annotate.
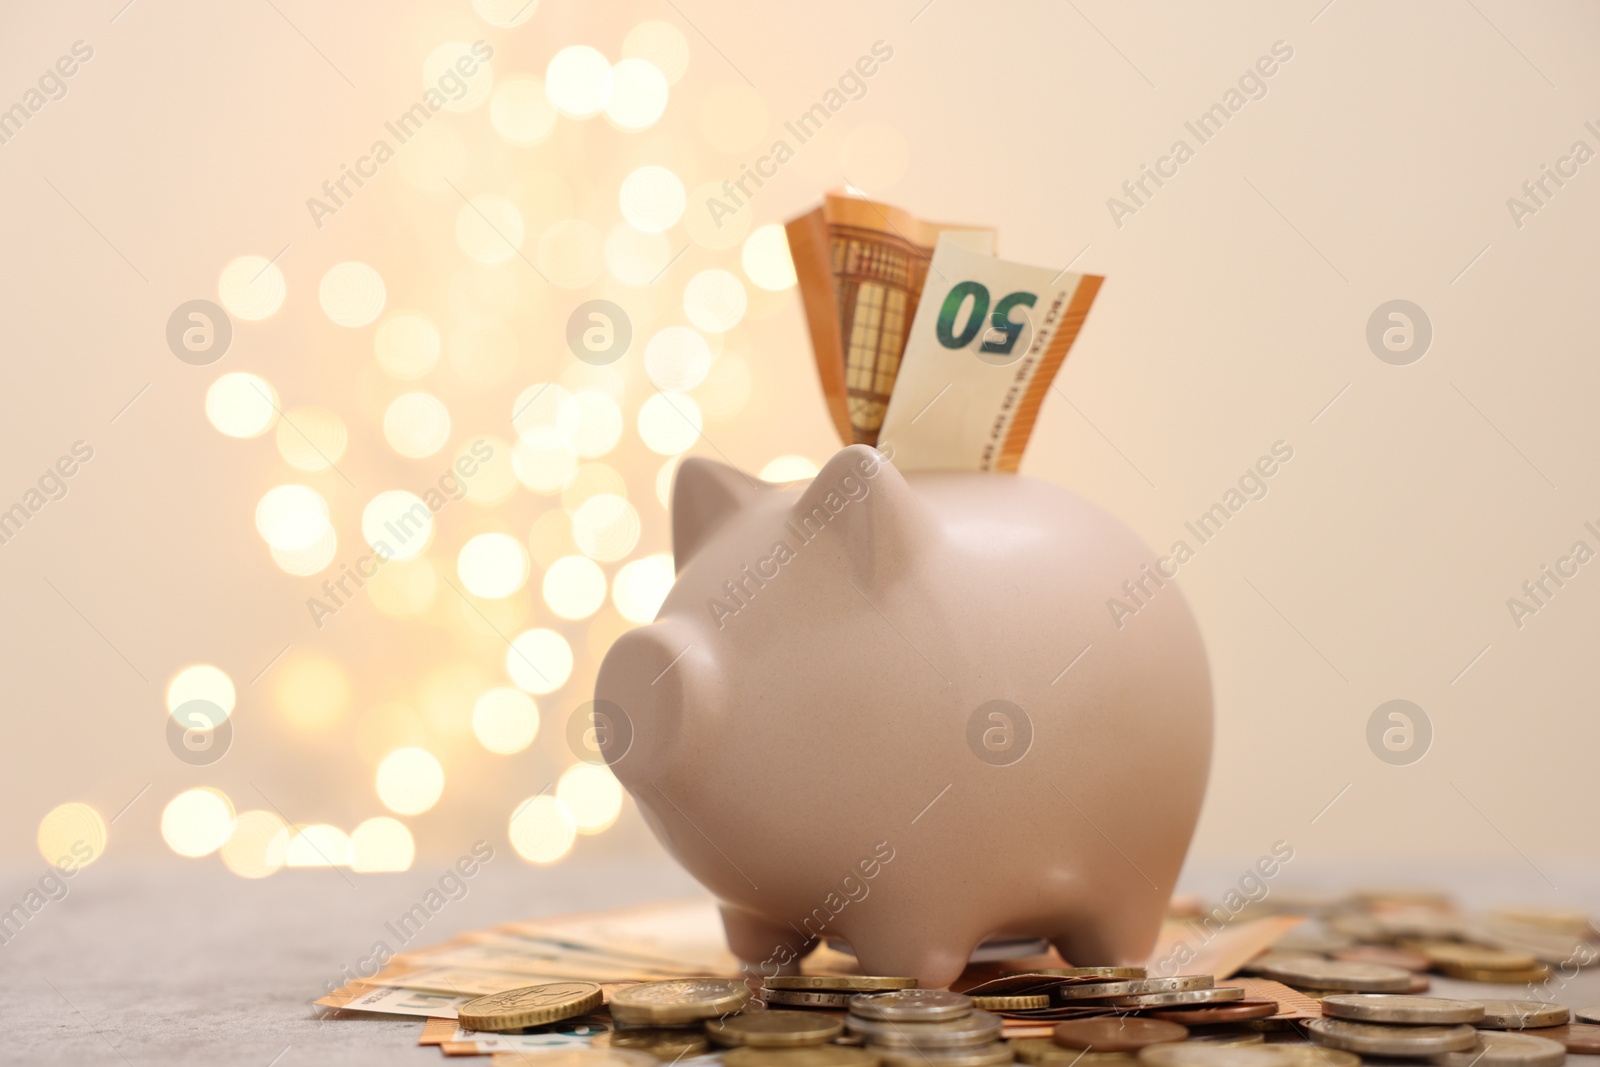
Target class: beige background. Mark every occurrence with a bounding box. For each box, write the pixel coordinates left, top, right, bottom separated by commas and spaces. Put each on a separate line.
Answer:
1, 0, 1596, 893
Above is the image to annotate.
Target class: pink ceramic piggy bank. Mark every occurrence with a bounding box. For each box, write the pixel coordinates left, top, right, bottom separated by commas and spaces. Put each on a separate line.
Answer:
595, 445, 1211, 988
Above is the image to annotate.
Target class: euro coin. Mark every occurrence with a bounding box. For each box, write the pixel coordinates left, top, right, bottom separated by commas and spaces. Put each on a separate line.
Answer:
1437, 964, 1552, 983
1011, 1040, 1139, 1065
1331, 945, 1431, 972
1426, 1031, 1567, 1067
456, 981, 604, 1031
1542, 1023, 1600, 1055
1577, 1007, 1600, 1025
849, 990, 974, 1022
1305, 1018, 1478, 1056
768, 989, 854, 1009
1051, 1018, 1188, 1051
972, 995, 1051, 1011
846, 1010, 1003, 1049
1412, 942, 1537, 971
1474, 1001, 1570, 1030
878, 1044, 1015, 1067
1138, 1044, 1304, 1067
1144, 1000, 1279, 1025
768, 976, 918, 991
708, 1011, 846, 1047
724, 1046, 882, 1067
1271, 1048, 1359, 1067
593, 1029, 711, 1059
1010, 968, 1147, 980
610, 978, 753, 1025
1238, 953, 1325, 977
1183, 1031, 1263, 1046
1056, 977, 1213, 1002
1255, 958, 1412, 992
1106, 987, 1244, 1009
1320, 995, 1486, 1024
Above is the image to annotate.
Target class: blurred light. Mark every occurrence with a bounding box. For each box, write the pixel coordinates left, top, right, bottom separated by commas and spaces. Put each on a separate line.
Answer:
644, 326, 711, 390
622, 21, 689, 84
546, 45, 612, 118
36, 802, 106, 869
461, 436, 518, 505
604, 223, 670, 286
619, 165, 685, 233
537, 219, 604, 289
448, 320, 519, 386
319, 262, 387, 327
273, 650, 350, 732
842, 119, 911, 191
456, 194, 525, 264
655, 457, 679, 508
506, 628, 573, 694
561, 462, 626, 512
472, 688, 539, 755
685, 181, 751, 249
217, 255, 286, 321
424, 43, 494, 112
474, 0, 537, 28
376, 748, 445, 816
699, 84, 768, 154
166, 664, 236, 721
255, 485, 329, 552
362, 490, 432, 561
558, 763, 624, 834
512, 382, 576, 446
369, 556, 437, 617
561, 389, 623, 458
375, 314, 441, 379
742, 224, 798, 290
543, 555, 606, 619
695, 352, 753, 420
383, 392, 452, 459
276, 406, 348, 471
219, 810, 289, 879
398, 120, 467, 192
528, 510, 578, 568
513, 439, 578, 494
161, 788, 236, 858
509, 794, 577, 863
637, 392, 703, 454
760, 454, 820, 483
491, 75, 557, 145
458, 532, 529, 598
605, 58, 667, 131
683, 269, 747, 333
572, 493, 640, 561
351, 817, 416, 872
612, 553, 675, 623
272, 524, 337, 576
206, 372, 278, 438
286, 824, 353, 868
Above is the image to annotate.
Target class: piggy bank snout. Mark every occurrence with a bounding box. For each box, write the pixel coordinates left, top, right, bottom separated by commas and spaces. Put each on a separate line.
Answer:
592, 621, 693, 786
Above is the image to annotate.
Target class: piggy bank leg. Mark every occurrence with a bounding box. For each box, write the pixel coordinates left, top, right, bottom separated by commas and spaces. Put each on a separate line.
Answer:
840, 927, 975, 990
720, 905, 816, 977
1048, 902, 1163, 968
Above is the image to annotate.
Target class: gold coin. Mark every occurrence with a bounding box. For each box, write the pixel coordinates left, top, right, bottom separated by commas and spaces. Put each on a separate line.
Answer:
1320, 994, 1485, 1024
1428, 1031, 1567, 1067
1305, 1017, 1478, 1056
878, 1044, 1014, 1067
1418, 943, 1539, 971
708, 1011, 846, 1048
593, 1029, 710, 1059
1137, 1045, 1304, 1067
1475, 1000, 1570, 1029
1011, 1040, 1139, 1065
1056, 977, 1213, 1002
768, 989, 854, 1009
972, 994, 1051, 1011
724, 1046, 881, 1067
456, 981, 604, 1031
1439, 964, 1552, 983
1009, 968, 1147, 980
1270, 1047, 1359, 1067
1182, 1032, 1263, 1047
768, 976, 918, 992
610, 979, 753, 1025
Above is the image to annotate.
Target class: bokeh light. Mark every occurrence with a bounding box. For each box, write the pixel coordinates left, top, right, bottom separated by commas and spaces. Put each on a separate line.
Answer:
362, 490, 433, 561
572, 493, 640, 561
562, 389, 623, 457
546, 45, 613, 118
683, 268, 747, 333
351, 817, 416, 872
619, 165, 685, 233
286, 824, 353, 868
383, 392, 452, 459
612, 553, 675, 623
206, 373, 278, 438
538, 220, 604, 289
513, 439, 578, 494
472, 688, 539, 755
558, 763, 625, 834
456, 194, 525, 264
271, 525, 337, 577
605, 58, 668, 131
604, 223, 671, 286
699, 84, 768, 154
760, 454, 820, 483
319, 262, 387, 327
644, 326, 712, 391
506, 628, 573, 694
375, 313, 442, 379
166, 664, 236, 721
528, 510, 578, 568
742, 224, 798, 290
217, 255, 286, 321
543, 555, 607, 619
655, 457, 679, 508
375, 747, 445, 816
255, 485, 330, 553
474, 0, 538, 27
460, 436, 517, 505
276, 407, 348, 471
637, 392, 703, 455
561, 462, 627, 512
161, 788, 236, 858
424, 42, 494, 112
491, 75, 557, 145
272, 650, 350, 733
219, 810, 289, 879
622, 21, 689, 84
36, 802, 107, 869
458, 532, 529, 598
509, 794, 577, 863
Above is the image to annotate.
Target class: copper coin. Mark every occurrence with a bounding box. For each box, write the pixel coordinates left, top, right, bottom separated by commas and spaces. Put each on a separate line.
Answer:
1406, 973, 1432, 993
1052, 1017, 1188, 1052
1331, 945, 1431, 972
1143, 1000, 1279, 1025
1542, 1023, 1600, 1055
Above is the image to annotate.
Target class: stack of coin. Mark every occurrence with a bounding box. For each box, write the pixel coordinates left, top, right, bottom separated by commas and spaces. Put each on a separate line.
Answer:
1306, 994, 1573, 1066
765, 975, 917, 1011
844, 989, 1011, 1066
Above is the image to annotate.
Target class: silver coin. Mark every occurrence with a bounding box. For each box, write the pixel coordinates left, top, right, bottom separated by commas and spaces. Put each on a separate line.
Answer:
1056, 976, 1214, 1002
845, 1010, 1002, 1050
1255, 959, 1412, 993
767, 989, 853, 1009
1276, 928, 1354, 955
1475, 1001, 1570, 1030
1108, 987, 1246, 1009
1306, 1017, 1478, 1056
878, 1044, 1015, 1067
850, 989, 974, 1022
1138, 1045, 1304, 1067
1578, 1006, 1600, 1025
1184, 1031, 1264, 1046
1427, 1031, 1567, 1067
1321, 995, 1486, 1024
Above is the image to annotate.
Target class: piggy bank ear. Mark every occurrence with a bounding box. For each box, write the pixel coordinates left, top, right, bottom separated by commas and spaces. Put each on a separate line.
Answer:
672, 457, 761, 571
594, 619, 699, 787
790, 445, 928, 592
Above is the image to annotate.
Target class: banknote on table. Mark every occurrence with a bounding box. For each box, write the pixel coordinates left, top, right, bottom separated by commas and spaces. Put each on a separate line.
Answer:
316, 983, 477, 1019
420, 1013, 613, 1055
785, 193, 994, 449
876, 233, 1103, 471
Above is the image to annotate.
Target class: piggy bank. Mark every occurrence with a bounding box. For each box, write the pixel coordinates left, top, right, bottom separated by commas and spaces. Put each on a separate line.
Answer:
595, 445, 1211, 988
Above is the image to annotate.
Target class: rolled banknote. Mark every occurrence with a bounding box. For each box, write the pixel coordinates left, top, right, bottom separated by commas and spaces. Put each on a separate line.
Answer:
876, 233, 1102, 471
785, 193, 994, 448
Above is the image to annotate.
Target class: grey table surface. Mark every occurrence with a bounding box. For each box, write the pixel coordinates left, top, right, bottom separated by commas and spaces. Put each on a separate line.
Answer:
4, 857, 1598, 1065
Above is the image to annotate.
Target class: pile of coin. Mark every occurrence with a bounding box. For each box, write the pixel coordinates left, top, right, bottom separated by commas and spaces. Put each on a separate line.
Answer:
843, 989, 1010, 1067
